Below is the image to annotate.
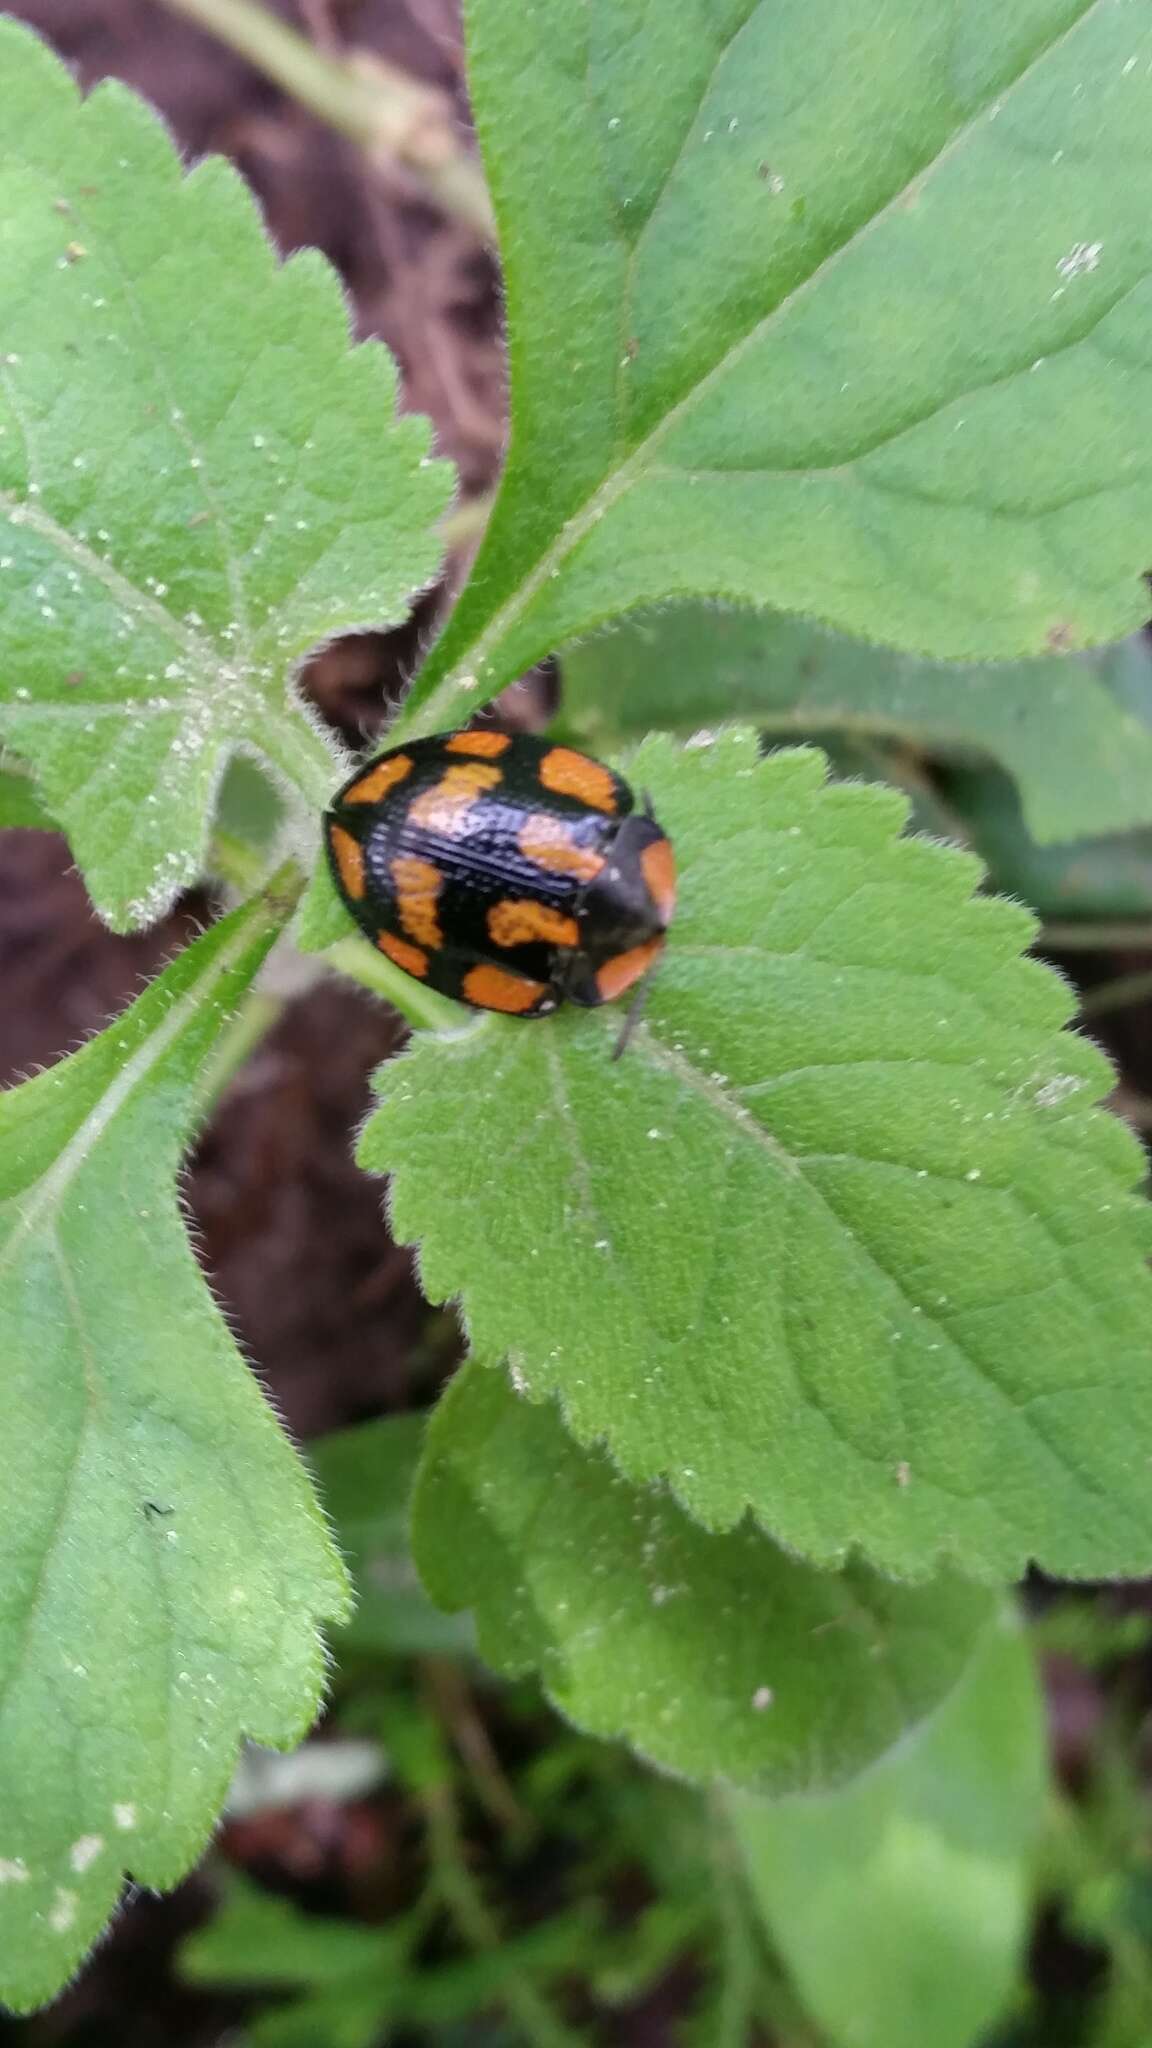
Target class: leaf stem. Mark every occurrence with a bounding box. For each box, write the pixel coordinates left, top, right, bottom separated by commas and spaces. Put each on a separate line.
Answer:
194, 861, 308, 1108
321, 934, 469, 1035
208, 826, 271, 898
420, 1771, 588, 2048
156, 0, 496, 240
421, 1653, 530, 1840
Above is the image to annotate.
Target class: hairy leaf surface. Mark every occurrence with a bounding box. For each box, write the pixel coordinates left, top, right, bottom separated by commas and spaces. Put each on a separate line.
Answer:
0, 890, 349, 2008
400, 0, 1152, 740
0, 22, 449, 927
413, 1362, 993, 1790
363, 735, 1152, 1581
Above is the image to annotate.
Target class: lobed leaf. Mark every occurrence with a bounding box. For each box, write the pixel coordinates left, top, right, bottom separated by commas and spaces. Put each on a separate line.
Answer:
363, 733, 1152, 1583
412, 1361, 994, 1793
0, 21, 450, 928
0, 886, 349, 2010
731, 1611, 1045, 2048
563, 609, 1152, 848
400, 0, 1152, 741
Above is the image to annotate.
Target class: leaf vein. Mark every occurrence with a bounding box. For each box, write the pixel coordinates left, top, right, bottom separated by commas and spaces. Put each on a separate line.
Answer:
637, 1024, 1148, 1538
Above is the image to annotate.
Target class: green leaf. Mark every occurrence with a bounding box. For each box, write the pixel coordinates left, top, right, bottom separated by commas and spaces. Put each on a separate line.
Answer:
182, 1880, 400, 2048
0, 21, 450, 929
309, 1415, 474, 1656
181, 1876, 398, 1991
0, 885, 350, 2011
563, 611, 1152, 848
362, 733, 1152, 1583
413, 1360, 994, 1793
731, 1610, 1045, 2048
0, 749, 54, 831
296, 853, 362, 954
938, 761, 1152, 921
247, 1990, 394, 2048
183, 1875, 599, 2046
399, 0, 1152, 742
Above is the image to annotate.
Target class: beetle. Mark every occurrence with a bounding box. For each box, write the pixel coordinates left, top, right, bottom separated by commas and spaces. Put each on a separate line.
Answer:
324, 730, 676, 1027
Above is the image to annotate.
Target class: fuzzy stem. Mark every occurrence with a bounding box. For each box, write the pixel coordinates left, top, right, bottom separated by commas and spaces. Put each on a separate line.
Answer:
322, 934, 469, 1035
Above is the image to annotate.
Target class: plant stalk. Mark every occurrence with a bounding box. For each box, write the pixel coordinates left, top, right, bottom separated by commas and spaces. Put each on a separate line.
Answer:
1040, 922, 1152, 952
155, 0, 496, 240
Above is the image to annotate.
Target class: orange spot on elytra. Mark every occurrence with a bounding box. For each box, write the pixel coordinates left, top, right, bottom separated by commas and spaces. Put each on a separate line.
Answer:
328, 824, 366, 901
462, 964, 550, 1014
595, 937, 664, 1003
518, 816, 605, 883
391, 856, 444, 948
408, 762, 502, 835
640, 836, 677, 926
488, 899, 580, 950
539, 746, 618, 813
377, 931, 429, 979
343, 753, 412, 804
445, 730, 512, 758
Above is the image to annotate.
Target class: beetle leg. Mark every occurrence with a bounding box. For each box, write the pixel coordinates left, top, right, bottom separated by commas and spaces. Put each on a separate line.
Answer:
610, 970, 654, 1060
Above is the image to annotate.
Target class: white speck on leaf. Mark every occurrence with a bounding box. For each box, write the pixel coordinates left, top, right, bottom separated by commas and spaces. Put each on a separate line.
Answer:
0, 1859, 29, 1885
70, 1836, 104, 1874
1056, 241, 1102, 283
113, 1804, 137, 1831
48, 1889, 76, 1933
752, 1687, 775, 1711
1033, 1074, 1083, 1109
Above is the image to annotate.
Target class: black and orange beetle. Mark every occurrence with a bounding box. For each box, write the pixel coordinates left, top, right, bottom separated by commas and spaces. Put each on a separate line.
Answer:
324, 730, 676, 1023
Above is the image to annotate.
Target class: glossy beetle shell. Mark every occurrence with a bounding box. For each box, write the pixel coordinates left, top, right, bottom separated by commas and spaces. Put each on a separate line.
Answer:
324, 730, 676, 1018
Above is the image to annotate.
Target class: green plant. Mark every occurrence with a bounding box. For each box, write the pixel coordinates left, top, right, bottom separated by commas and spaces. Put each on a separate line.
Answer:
2, 4, 1152, 2035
